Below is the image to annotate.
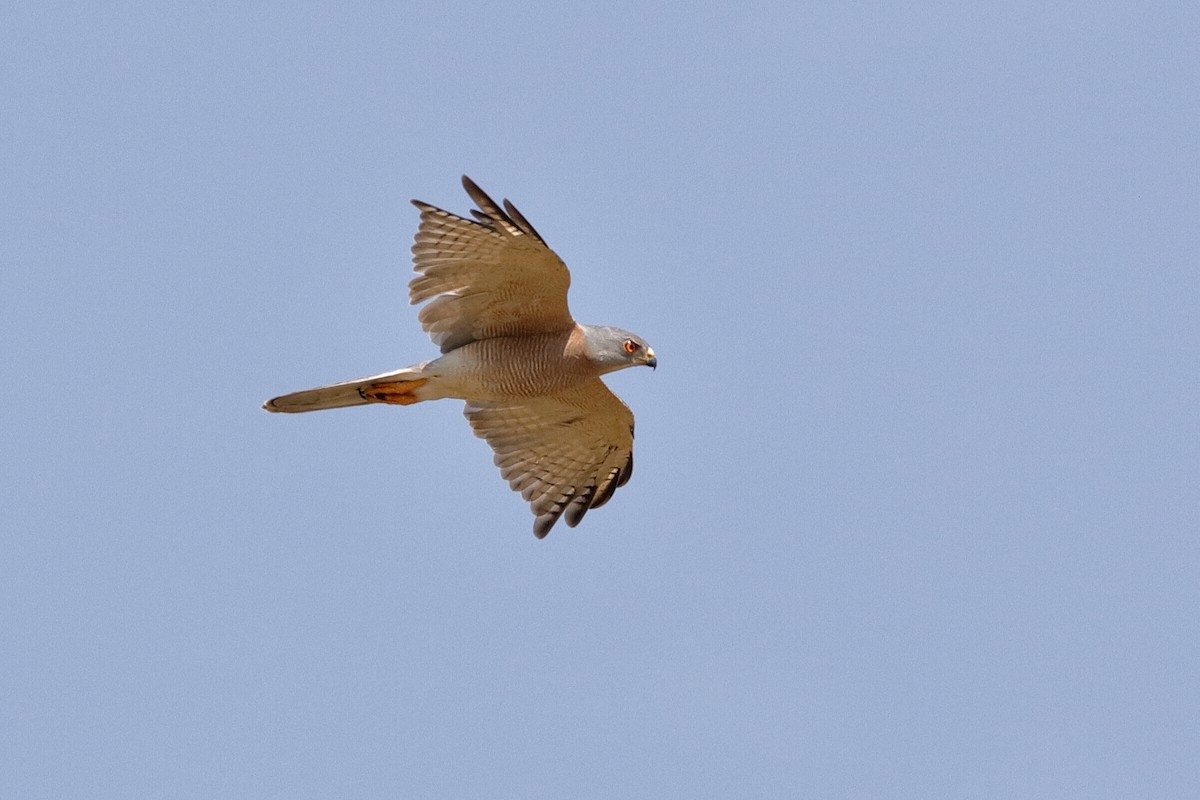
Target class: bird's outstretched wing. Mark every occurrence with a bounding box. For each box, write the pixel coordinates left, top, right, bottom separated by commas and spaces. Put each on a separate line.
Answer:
463, 380, 635, 538
409, 176, 575, 353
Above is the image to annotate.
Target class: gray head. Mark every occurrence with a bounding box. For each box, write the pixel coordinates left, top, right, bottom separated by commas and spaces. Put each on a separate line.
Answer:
579, 324, 657, 374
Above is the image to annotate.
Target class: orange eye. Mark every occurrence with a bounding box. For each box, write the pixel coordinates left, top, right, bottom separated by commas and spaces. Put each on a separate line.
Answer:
623, 339, 640, 354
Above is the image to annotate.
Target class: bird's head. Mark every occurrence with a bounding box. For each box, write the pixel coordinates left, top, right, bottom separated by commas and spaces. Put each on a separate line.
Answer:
581, 325, 657, 374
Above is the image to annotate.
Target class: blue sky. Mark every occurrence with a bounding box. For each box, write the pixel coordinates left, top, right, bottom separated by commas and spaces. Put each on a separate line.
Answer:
2, 2, 1196, 797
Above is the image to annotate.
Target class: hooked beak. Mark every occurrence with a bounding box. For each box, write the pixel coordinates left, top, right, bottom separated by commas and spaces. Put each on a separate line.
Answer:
644, 348, 657, 371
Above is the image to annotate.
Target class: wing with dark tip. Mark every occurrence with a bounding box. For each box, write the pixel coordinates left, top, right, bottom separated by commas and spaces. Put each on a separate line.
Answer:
462, 380, 636, 538
409, 176, 575, 353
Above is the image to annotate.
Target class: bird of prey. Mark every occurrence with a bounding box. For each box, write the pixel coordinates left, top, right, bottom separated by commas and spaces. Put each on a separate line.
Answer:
264, 176, 656, 537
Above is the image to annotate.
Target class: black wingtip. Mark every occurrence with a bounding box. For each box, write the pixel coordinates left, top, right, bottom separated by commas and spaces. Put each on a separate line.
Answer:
564, 484, 599, 528
460, 176, 504, 219
533, 514, 557, 539
502, 197, 545, 243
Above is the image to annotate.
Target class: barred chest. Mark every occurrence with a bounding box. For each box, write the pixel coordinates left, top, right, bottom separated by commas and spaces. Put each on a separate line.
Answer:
430, 330, 596, 400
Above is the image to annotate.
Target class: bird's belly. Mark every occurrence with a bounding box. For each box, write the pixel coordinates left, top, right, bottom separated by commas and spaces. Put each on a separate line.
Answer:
429, 338, 590, 401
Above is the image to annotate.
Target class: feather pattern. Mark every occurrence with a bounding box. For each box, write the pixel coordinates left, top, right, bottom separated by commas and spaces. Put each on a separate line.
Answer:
409, 176, 574, 353
463, 380, 635, 538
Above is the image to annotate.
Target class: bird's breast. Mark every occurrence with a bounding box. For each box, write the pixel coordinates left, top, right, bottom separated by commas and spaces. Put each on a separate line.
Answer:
430, 332, 595, 401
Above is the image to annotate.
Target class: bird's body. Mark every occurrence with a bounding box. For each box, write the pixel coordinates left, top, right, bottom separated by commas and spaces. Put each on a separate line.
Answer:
433, 330, 596, 400
264, 177, 655, 537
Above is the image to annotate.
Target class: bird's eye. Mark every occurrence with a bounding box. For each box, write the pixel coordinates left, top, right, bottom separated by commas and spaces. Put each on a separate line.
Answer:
623, 339, 640, 354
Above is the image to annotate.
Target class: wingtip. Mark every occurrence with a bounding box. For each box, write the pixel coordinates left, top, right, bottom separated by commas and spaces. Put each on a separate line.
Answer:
533, 514, 557, 539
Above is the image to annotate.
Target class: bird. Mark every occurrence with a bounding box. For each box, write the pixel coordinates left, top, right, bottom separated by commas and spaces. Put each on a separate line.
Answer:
263, 176, 656, 538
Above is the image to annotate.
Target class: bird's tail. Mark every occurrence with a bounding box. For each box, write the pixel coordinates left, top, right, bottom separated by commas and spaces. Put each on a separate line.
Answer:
263, 364, 436, 413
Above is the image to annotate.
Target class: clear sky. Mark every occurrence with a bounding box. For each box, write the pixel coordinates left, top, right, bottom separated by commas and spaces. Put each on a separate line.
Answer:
2, 2, 1196, 798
